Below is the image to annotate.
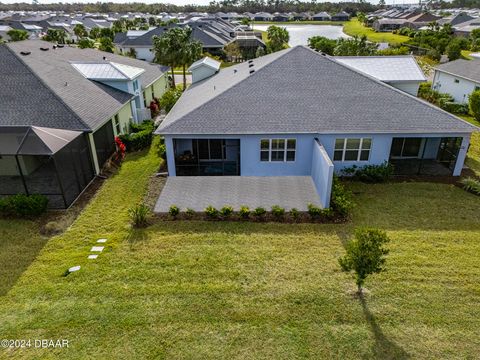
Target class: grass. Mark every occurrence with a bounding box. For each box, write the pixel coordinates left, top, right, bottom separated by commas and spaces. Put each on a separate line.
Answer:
459, 114, 480, 176
343, 18, 409, 44
1, 139, 480, 358
461, 50, 474, 60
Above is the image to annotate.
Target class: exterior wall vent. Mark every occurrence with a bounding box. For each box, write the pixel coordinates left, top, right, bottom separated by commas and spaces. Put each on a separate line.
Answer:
249, 69, 255, 74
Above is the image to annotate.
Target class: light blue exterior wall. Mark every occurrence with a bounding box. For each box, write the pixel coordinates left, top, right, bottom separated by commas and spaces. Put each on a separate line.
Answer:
311, 139, 334, 207
164, 132, 471, 178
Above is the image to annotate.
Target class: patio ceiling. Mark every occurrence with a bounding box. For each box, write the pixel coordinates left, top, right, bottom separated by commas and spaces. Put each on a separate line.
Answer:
154, 176, 322, 213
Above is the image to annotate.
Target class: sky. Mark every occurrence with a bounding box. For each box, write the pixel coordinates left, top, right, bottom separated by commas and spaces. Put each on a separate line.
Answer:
0, 0, 421, 6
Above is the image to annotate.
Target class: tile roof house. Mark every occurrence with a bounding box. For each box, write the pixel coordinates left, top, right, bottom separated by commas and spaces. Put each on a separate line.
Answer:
154, 46, 477, 212
433, 58, 480, 103
0, 40, 169, 208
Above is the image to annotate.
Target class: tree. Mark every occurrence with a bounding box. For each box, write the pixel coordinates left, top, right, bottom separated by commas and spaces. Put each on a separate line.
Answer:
446, 40, 461, 61
153, 27, 202, 89
333, 35, 377, 56
98, 37, 114, 53
43, 28, 66, 44
469, 90, 480, 121
148, 16, 156, 27
77, 37, 95, 49
240, 17, 250, 26
308, 36, 336, 55
73, 23, 87, 38
266, 25, 289, 53
356, 12, 367, 25
224, 41, 242, 61
159, 86, 182, 113
7, 29, 29, 41
89, 27, 101, 39
339, 228, 390, 295
255, 46, 265, 58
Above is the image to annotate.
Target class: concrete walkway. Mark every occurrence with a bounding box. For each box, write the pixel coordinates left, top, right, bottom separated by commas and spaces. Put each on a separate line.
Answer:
154, 176, 322, 213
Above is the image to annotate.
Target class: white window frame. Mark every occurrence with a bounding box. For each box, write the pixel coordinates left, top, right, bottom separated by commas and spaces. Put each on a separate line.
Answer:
260, 138, 296, 162
334, 138, 372, 162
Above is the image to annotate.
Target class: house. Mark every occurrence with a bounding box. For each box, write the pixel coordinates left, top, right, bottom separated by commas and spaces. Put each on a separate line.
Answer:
453, 18, 480, 37
433, 59, 480, 103
0, 25, 12, 40
0, 40, 168, 208
373, 18, 409, 32
154, 46, 476, 212
331, 11, 350, 22
437, 12, 474, 26
334, 56, 427, 96
188, 56, 221, 83
272, 13, 291, 22
312, 12, 331, 21
253, 13, 274, 22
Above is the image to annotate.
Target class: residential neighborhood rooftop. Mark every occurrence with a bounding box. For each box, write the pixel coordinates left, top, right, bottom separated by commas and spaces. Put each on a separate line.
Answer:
435, 58, 480, 83
157, 46, 476, 135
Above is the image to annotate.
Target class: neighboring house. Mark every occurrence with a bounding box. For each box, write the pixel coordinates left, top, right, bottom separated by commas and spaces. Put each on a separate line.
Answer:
453, 18, 480, 37
253, 12, 274, 21
331, 11, 350, 21
0, 25, 12, 41
0, 40, 168, 208
373, 18, 409, 32
155, 46, 476, 211
312, 12, 331, 21
433, 59, 480, 103
437, 12, 474, 26
334, 56, 427, 96
272, 13, 291, 22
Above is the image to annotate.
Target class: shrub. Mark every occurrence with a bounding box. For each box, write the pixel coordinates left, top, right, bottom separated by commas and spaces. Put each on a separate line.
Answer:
446, 41, 461, 61
308, 36, 336, 55
168, 205, 180, 218
343, 162, 394, 183
159, 87, 182, 113
443, 101, 469, 115
118, 120, 155, 152
239, 206, 250, 219
330, 177, 354, 219
290, 208, 299, 221
307, 203, 322, 219
469, 90, 480, 121
43, 221, 63, 235
220, 205, 234, 218
185, 208, 195, 218
338, 228, 390, 294
253, 207, 266, 218
461, 177, 480, 195
128, 203, 150, 227
271, 205, 285, 220
0, 194, 48, 217
205, 205, 219, 219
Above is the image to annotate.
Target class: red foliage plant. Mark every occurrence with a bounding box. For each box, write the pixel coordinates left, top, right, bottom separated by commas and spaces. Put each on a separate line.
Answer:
114, 136, 126, 161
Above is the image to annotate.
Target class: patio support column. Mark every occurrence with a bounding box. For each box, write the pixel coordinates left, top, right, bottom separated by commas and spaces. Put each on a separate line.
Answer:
87, 133, 100, 175
453, 135, 470, 176
165, 136, 176, 176
15, 155, 29, 196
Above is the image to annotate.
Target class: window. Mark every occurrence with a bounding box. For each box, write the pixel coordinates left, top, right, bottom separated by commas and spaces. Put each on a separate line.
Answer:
196, 139, 225, 160
133, 80, 139, 92
113, 114, 121, 134
260, 138, 296, 162
390, 138, 422, 158
334, 138, 371, 162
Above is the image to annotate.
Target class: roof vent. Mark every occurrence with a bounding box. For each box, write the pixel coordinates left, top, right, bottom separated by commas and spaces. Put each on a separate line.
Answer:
233, 69, 237, 74
57, 44, 64, 48
248, 59, 253, 64
249, 69, 255, 74
248, 63, 254, 68
20, 51, 31, 56
103, 56, 107, 60
40, 47, 49, 51
53, 45, 57, 49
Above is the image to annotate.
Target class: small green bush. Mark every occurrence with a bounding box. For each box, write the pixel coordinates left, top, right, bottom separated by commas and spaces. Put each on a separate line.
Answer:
461, 177, 480, 195
469, 90, 480, 121
271, 205, 285, 219
330, 177, 354, 219
0, 194, 48, 217
128, 203, 150, 227
307, 203, 322, 219
168, 205, 180, 218
253, 207, 266, 218
118, 120, 155, 152
205, 205, 219, 219
220, 205, 234, 218
159, 87, 182, 113
343, 162, 394, 183
290, 208, 299, 221
185, 208, 195, 218
443, 101, 469, 115
239, 206, 250, 219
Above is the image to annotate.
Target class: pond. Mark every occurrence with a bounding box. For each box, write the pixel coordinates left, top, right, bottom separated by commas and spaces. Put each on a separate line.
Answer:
253, 24, 350, 47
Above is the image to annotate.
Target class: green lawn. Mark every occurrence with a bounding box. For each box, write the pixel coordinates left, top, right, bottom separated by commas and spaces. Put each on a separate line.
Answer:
1, 139, 480, 359
343, 19, 409, 44
460, 114, 480, 176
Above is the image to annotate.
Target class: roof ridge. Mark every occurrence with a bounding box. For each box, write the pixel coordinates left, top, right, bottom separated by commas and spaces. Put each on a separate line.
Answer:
160, 47, 294, 132
4, 44, 91, 131
110, 61, 144, 79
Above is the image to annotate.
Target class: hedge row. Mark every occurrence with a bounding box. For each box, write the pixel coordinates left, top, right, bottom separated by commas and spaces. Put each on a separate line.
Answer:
0, 194, 48, 217
119, 120, 155, 152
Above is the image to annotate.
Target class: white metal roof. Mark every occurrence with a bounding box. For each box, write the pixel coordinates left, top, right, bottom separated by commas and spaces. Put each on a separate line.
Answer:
71, 61, 145, 81
188, 56, 221, 72
334, 56, 427, 82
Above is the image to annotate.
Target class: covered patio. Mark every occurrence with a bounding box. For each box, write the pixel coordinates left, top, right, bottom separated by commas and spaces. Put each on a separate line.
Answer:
154, 176, 322, 213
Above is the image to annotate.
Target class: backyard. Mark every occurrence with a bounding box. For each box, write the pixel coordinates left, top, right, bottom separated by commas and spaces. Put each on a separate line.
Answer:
343, 18, 409, 44
0, 137, 479, 359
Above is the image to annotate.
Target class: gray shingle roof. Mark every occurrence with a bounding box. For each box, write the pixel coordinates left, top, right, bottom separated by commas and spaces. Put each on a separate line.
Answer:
435, 59, 480, 83
0, 45, 88, 130
157, 46, 476, 135
6, 40, 167, 130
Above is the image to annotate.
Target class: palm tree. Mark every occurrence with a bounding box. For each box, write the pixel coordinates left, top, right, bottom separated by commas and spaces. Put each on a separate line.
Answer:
178, 27, 202, 90
73, 24, 87, 39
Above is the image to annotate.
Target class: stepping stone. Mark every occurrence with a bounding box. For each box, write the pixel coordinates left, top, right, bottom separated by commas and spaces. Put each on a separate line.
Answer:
68, 266, 81, 273
97, 238, 107, 243
91, 246, 104, 252
88, 254, 98, 260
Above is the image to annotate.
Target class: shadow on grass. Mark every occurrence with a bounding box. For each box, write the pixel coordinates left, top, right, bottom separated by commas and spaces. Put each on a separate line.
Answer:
0, 221, 49, 296
360, 295, 410, 360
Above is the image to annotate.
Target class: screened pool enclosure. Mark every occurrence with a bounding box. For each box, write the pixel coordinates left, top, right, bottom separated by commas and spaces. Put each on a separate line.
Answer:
0, 126, 94, 209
